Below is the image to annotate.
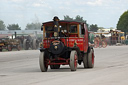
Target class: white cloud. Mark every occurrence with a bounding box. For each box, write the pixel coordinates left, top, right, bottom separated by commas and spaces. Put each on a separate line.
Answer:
10, 0, 24, 2
73, 9, 84, 13
87, 0, 103, 6
59, 6, 70, 10
33, 3, 41, 7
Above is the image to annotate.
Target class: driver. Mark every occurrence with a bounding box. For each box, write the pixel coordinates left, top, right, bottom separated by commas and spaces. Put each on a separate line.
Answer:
59, 26, 67, 37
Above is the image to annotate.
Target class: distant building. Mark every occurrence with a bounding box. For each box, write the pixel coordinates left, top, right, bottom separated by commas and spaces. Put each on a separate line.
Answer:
97, 28, 116, 32
0, 30, 42, 35
0, 30, 43, 38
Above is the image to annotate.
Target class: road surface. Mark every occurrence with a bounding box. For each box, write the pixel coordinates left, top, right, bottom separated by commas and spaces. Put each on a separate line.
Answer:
0, 46, 128, 85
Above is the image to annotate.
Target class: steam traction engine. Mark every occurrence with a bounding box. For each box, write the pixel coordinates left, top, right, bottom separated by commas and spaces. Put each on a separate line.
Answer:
39, 17, 95, 72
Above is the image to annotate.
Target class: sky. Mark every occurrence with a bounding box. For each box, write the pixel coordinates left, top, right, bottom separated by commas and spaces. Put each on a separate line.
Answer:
0, 0, 128, 30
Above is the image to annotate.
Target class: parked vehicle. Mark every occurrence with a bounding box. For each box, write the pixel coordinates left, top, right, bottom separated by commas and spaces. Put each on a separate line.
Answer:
39, 16, 95, 72
23, 35, 39, 50
109, 30, 125, 45
0, 38, 21, 51
94, 32, 108, 48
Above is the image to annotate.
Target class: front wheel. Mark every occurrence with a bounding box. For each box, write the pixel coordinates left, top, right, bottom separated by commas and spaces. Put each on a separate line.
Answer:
23, 39, 29, 50
70, 51, 78, 71
33, 39, 39, 50
39, 52, 48, 72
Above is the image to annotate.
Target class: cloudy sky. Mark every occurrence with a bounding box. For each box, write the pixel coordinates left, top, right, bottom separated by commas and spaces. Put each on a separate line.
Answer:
0, 0, 127, 30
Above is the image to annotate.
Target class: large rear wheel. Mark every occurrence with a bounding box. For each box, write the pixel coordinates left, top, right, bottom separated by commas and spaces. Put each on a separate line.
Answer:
70, 51, 78, 71
83, 53, 88, 68
33, 39, 39, 50
23, 39, 29, 50
39, 52, 48, 72
87, 49, 94, 68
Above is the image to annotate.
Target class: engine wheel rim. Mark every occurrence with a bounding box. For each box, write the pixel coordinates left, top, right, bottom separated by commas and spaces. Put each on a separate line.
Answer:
102, 41, 107, 48
74, 54, 77, 68
92, 52, 94, 64
94, 41, 99, 48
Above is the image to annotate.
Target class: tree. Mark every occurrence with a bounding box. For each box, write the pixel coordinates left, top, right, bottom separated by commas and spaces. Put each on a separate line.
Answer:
25, 22, 41, 30
89, 24, 98, 32
75, 15, 89, 28
74, 15, 85, 22
64, 15, 89, 28
117, 10, 128, 32
7, 24, 21, 30
0, 20, 6, 30
64, 15, 73, 21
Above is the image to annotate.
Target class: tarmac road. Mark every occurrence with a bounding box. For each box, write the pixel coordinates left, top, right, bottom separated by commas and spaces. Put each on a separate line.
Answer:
0, 46, 128, 85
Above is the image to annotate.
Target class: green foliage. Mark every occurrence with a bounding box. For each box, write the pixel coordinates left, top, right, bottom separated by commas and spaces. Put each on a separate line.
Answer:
64, 15, 86, 23
117, 10, 128, 32
7, 24, 21, 30
25, 22, 41, 30
64, 15, 73, 20
64, 15, 89, 28
89, 24, 98, 32
74, 15, 85, 22
0, 20, 6, 30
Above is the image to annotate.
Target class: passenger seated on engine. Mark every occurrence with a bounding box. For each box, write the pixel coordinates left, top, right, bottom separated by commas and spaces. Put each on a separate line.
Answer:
59, 29, 67, 37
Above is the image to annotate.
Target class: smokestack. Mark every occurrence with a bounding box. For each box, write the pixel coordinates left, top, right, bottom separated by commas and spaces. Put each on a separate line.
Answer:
15, 32, 17, 38
53, 16, 59, 37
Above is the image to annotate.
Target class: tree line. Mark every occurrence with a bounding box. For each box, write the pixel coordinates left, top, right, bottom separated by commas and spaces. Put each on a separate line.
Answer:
1, 12, 127, 32
0, 21, 41, 30
0, 15, 100, 31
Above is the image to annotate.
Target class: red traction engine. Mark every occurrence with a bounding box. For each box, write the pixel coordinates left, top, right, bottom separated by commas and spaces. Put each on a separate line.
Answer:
39, 17, 95, 72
